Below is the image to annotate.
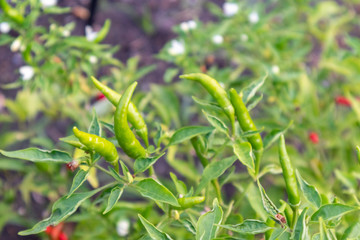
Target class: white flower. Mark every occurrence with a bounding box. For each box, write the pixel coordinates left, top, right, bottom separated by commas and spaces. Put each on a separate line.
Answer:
11, 38, 22, 52
85, 25, 98, 41
168, 40, 185, 56
0, 22, 11, 33
187, 20, 197, 30
89, 55, 98, 64
40, 0, 57, 8
223, 2, 239, 17
19, 66, 34, 81
116, 219, 130, 237
62, 29, 71, 37
271, 65, 280, 75
248, 11, 259, 24
212, 35, 223, 45
241, 34, 248, 42
180, 20, 197, 32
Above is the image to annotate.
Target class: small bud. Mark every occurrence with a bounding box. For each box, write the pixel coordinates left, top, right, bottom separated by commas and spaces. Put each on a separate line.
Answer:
66, 160, 79, 171
19, 66, 35, 81
223, 2, 239, 17
0, 22, 11, 33
116, 219, 130, 237
171, 210, 180, 220
212, 35, 224, 45
248, 11, 259, 24
11, 38, 22, 52
271, 65, 280, 75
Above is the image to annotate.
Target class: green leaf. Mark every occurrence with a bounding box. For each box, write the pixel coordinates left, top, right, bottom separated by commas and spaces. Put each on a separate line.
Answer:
292, 208, 309, 240
138, 214, 173, 240
341, 222, 360, 240
247, 93, 263, 111
0, 158, 27, 171
180, 219, 196, 235
170, 172, 187, 196
241, 128, 264, 138
356, 146, 360, 164
196, 199, 223, 240
103, 185, 124, 214
164, 68, 179, 83
19, 188, 102, 235
0, 148, 72, 163
108, 166, 124, 182
101, 121, 115, 135
232, 141, 255, 172
296, 170, 321, 208
192, 96, 222, 111
242, 73, 267, 104
269, 228, 291, 240
89, 109, 101, 136
195, 156, 237, 195
217, 220, 272, 234
67, 169, 90, 198
202, 110, 229, 136
257, 180, 280, 217
168, 126, 214, 146
263, 121, 293, 150
245, 182, 268, 221
134, 153, 165, 174
134, 178, 180, 207
311, 204, 357, 222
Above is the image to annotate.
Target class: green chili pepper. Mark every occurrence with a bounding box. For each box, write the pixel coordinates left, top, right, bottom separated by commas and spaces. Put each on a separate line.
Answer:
91, 77, 149, 147
278, 135, 300, 206
190, 136, 209, 167
114, 82, 147, 159
93, 19, 111, 43
0, 0, 24, 24
73, 127, 118, 165
229, 88, 263, 175
180, 73, 235, 133
177, 196, 205, 209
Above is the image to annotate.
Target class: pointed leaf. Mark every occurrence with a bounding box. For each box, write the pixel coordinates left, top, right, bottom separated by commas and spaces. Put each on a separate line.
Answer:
138, 214, 173, 240
169, 126, 214, 146
341, 222, 360, 240
247, 93, 263, 111
233, 141, 255, 172
217, 219, 272, 234
196, 199, 223, 240
103, 185, 124, 214
67, 169, 89, 198
19, 189, 102, 235
257, 180, 280, 216
88, 109, 101, 136
202, 110, 229, 136
311, 204, 357, 222
134, 153, 165, 174
170, 172, 187, 196
195, 156, 237, 195
242, 74, 267, 104
134, 178, 180, 207
292, 208, 309, 240
263, 121, 293, 150
0, 148, 72, 163
296, 170, 321, 208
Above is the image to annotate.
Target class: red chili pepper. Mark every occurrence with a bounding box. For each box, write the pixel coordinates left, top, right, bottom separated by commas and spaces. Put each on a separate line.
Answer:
44, 223, 68, 240
58, 232, 68, 240
66, 160, 79, 172
309, 132, 319, 144
45, 226, 53, 234
335, 96, 351, 107
95, 93, 106, 101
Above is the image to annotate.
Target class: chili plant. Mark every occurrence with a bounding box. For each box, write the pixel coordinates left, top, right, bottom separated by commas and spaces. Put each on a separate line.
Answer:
1, 73, 359, 239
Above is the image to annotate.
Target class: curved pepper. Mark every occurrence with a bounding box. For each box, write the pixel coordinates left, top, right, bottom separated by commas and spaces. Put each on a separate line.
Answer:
91, 76, 149, 147
114, 82, 147, 159
0, 0, 24, 24
278, 135, 300, 206
177, 196, 205, 209
180, 73, 235, 133
229, 88, 263, 175
73, 127, 118, 165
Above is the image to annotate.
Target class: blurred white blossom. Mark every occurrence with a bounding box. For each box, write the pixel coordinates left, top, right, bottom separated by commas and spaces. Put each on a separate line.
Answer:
0, 22, 11, 33
85, 25, 98, 41
40, 0, 57, 8
212, 35, 224, 45
168, 40, 185, 56
11, 38, 22, 52
271, 65, 280, 75
223, 2, 239, 17
89, 55, 98, 64
241, 34, 249, 42
62, 29, 71, 37
19, 66, 34, 81
180, 20, 197, 32
116, 219, 130, 237
248, 12, 259, 24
